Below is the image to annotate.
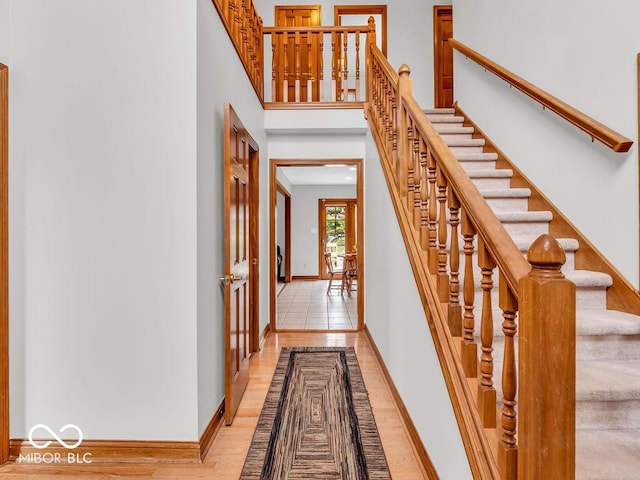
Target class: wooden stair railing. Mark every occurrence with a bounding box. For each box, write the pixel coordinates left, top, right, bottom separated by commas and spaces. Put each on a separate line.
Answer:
264, 19, 375, 105
449, 39, 633, 153
211, 0, 264, 102
365, 39, 577, 479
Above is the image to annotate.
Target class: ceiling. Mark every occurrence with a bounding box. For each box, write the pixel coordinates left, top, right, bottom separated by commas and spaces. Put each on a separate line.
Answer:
278, 165, 357, 186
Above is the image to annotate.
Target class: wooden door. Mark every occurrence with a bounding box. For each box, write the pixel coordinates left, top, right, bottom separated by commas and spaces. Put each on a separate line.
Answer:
223, 103, 258, 425
319, 199, 357, 279
275, 5, 321, 102
434, 6, 454, 108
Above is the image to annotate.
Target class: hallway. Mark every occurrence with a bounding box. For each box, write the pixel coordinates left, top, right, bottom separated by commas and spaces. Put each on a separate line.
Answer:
276, 280, 358, 330
0, 332, 429, 479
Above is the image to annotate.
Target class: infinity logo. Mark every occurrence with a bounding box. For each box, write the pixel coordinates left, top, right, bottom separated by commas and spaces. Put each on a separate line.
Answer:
28, 424, 83, 450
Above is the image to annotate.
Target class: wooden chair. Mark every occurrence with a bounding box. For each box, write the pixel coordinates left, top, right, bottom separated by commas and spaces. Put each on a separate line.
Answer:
324, 252, 343, 295
341, 253, 358, 297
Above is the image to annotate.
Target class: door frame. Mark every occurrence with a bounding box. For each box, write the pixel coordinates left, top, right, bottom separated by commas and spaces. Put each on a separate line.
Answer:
318, 198, 357, 280
0, 63, 9, 465
275, 181, 292, 283
269, 158, 364, 332
433, 5, 453, 108
334, 4, 387, 56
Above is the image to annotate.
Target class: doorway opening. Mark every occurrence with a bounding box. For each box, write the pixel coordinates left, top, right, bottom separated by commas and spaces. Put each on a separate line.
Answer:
269, 159, 363, 332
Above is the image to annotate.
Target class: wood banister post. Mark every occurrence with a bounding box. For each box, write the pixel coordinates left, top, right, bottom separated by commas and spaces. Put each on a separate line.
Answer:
518, 234, 576, 480
396, 65, 412, 203
365, 16, 376, 103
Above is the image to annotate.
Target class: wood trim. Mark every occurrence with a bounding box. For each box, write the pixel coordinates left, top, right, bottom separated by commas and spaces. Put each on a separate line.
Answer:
199, 401, 225, 461
264, 101, 364, 110
449, 39, 633, 153
265, 26, 375, 35
364, 327, 439, 480
366, 107, 501, 479
275, 181, 292, 283
0, 63, 8, 466
269, 158, 364, 333
249, 141, 261, 354
259, 322, 272, 349
433, 5, 453, 108
333, 5, 387, 56
9, 439, 201, 464
454, 103, 640, 314
318, 198, 357, 280
291, 275, 320, 281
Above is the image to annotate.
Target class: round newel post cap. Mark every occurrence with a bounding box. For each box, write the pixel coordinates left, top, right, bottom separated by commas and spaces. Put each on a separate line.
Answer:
527, 234, 566, 278
398, 64, 411, 77
368, 16, 375, 30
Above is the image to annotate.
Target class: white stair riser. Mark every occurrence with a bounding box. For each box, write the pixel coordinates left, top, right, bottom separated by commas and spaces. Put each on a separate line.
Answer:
484, 196, 530, 213
459, 160, 498, 170
470, 177, 513, 189
448, 146, 485, 154
501, 220, 550, 239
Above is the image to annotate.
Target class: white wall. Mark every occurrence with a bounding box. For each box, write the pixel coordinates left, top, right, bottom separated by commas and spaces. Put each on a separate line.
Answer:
196, 0, 268, 436
452, 0, 640, 288
4, 0, 199, 440
255, 0, 451, 107
291, 185, 356, 277
364, 130, 471, 479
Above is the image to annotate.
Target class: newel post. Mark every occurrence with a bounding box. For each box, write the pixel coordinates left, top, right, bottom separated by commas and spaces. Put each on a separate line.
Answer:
365, 16, 376, 104
518, 234, 576, 479
396, 65, 412, 201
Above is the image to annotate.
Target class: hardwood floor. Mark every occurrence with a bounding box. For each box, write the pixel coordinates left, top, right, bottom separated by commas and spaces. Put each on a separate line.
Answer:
0, 332, 428, 479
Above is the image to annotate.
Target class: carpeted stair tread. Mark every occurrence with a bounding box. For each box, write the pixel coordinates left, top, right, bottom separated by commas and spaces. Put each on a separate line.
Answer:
443, 138, 486, 148
576, 429, 640, 480
577, 309, 640, 336
433, 124, 475, 134
577, 360, 640, 402
454, 152, 498, 161
495, 211, 553, 222
514, 236, 579, 253
565, 270, 614, 289
425, 115, 464, 124
423, 108, 455, 115
467, 169, 512, 178
478, 188, 531, 198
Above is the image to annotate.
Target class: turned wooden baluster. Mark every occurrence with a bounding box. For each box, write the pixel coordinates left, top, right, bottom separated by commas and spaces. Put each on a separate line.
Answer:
240, 0, 248, 58
342, 33, 349, 101
436, 165, 449, 302
318, 35, 324, 102
257, 17, 264, 98
412, 128, 422, 230
427, 147, 438, 273
228, 0, 237, 38
397, 65, 411, 201
447, 190, 462, 336
294, 31, 301, 102
365, 17, 376, 103
355, 32, 361, 101
419, 140, 430, 250
391, 87, 398, 169
460, 211, 478, 377
498, 274, 518, 480
477, 239, 497, 427
283, 37, 289, 102
271, 36, 277, 102
307, 35, 312, 102
331, 33, 337, 101
518, 234, 575, 479
406, 119, 416, 209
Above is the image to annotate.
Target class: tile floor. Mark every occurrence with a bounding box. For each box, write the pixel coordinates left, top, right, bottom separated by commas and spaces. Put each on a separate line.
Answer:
276, 280, 358, 330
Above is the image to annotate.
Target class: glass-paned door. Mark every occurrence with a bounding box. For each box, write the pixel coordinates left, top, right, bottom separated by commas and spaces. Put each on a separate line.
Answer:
319, 199, 356, 279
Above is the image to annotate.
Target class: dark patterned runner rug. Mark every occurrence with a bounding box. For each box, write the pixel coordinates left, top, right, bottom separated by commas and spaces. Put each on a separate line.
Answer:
240, 347, 392, 480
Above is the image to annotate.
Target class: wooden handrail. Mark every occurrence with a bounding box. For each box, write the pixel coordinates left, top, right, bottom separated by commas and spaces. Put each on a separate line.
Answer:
450, 39, 633, 153
264, 25, 370, 35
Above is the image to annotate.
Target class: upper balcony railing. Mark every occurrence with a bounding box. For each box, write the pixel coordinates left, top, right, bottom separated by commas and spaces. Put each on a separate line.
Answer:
263, 21, 374, 107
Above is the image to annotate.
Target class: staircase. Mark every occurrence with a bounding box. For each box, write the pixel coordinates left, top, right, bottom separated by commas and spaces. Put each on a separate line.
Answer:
426, 108, 640, 479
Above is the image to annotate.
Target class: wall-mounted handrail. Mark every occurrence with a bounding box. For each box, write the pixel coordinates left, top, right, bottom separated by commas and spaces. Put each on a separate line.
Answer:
450, 39, 633, 153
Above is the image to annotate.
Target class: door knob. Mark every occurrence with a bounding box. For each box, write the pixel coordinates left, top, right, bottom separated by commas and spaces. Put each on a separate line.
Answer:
219, 273, 242, 285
